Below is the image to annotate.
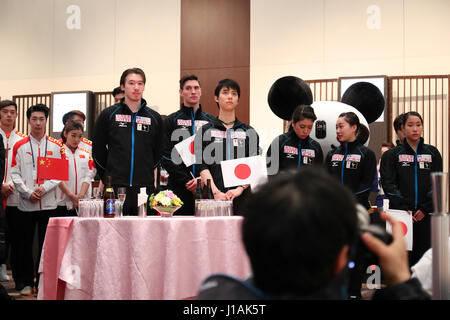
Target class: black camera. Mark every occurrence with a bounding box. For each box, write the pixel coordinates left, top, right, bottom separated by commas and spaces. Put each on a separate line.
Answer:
349, 205, 393, 268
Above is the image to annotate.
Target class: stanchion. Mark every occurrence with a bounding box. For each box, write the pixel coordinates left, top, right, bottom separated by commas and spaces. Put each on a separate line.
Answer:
430, 172, 450, 300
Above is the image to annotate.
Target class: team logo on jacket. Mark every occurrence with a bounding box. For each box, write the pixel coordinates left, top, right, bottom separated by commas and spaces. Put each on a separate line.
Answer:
177, 119, 192, 127
418, 154, 432, 169
195, 120, 209, 128
231, 131, 246, 140
331, 154, 344, 162
211, 130, 226, 139
116, 115, 131, 122
398, 154, 414, 167
301, 149, 315, 157
345, 154, 361, 170
136, 116, 151, 125
284, 146, 298, 155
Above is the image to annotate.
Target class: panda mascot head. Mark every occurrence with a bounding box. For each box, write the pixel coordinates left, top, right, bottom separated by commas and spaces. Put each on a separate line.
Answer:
267, 76, 384, 156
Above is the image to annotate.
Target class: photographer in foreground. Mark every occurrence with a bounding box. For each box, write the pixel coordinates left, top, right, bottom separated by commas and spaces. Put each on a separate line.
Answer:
197, 167, 429, 300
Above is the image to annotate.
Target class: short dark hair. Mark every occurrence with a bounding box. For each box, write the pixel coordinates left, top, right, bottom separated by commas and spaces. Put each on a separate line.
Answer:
0, 100, 17, 111
393, 113, 405, 132
112, 86, 124, 97
120, 68, 146, 86
62, 110, 86, 125
291, 104, 317, 123
243, 167, 358, 296
61, 121, 84, 143
26, 104, 49, 119
179, 74, 200, 90
214, 79, 241, 109
338, 111, 370, 145
214, 78, 240, 98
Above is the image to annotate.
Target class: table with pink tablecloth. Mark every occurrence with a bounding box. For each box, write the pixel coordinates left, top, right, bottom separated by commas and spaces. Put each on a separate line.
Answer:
37, 216, 251, 300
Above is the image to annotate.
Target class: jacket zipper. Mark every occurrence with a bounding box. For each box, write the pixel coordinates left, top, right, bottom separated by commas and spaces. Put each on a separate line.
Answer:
341, 143, 348, 184
191, 109, 196, 177
129, 102, 146, 186
413, 141, 421, 209
73, 152, 78, 195
297, 140, 302, 168
130, 113, 136, 186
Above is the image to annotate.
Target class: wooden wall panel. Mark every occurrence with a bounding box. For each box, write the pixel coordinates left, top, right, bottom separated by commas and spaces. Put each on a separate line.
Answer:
181, 0, 250, 124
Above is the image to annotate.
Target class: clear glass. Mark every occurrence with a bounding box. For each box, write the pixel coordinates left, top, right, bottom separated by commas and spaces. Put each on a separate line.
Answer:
118, 187, 127, 202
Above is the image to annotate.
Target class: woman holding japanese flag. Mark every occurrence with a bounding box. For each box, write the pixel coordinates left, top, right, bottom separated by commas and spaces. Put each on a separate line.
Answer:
196, 79, 260, 215
380, 111, 442, 266
266, 104, 323, 176
56, 121, 94, 216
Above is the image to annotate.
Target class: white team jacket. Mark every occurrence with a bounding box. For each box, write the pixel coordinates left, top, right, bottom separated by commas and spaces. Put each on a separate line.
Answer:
58, 137, 95, 198
56, 144, 94, 209
11, 134, 65, 212
0, 128, 27, 206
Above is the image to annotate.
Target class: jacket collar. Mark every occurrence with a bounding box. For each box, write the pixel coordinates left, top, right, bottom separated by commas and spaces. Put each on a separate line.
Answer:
181, 104, 203, 116
211, 116, 245, 130
340, 139, 360, 150
120, 98, 147, 114
403, 137, 424, 153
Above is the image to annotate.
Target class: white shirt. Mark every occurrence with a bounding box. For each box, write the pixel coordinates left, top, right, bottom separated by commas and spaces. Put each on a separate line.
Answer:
57, 144, 94, 209
11, 134, 65, 212
411, 237, 450, 296
0, 128, 27, 206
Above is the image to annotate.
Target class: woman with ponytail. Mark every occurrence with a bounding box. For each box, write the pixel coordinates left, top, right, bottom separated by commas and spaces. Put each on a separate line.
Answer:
325, 112, 376, 210
325, 111, 377, 299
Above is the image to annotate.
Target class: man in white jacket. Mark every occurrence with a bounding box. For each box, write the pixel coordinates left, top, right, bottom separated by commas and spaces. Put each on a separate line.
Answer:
10, 104, 65, 296
0, 100, 27, 288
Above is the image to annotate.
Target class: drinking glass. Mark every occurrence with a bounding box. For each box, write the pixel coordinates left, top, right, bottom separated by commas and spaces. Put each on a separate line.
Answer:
118, 187, 127, 202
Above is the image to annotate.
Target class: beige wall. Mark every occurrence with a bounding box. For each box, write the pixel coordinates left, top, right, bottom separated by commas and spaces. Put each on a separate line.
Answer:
250, 0, 450, 148
0, 0, 181, 115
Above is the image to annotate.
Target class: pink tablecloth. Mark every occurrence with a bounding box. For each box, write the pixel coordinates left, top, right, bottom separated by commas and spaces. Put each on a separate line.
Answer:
38, 216, 251, 300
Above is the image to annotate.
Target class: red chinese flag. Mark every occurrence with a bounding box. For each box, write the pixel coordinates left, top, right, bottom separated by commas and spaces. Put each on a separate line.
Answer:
37, 157, 69, 181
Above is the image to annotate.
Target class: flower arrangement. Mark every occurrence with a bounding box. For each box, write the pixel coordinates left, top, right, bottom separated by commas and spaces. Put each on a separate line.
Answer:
149, 190, 183, 209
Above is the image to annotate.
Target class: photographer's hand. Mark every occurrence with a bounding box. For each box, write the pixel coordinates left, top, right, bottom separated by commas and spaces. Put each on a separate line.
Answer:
361, 211, 411, 286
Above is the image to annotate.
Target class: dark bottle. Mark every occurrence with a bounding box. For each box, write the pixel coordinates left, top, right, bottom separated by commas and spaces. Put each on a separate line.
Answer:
195, 179, 203, 200
203, 179, 214, 199
103, 176, 116, 218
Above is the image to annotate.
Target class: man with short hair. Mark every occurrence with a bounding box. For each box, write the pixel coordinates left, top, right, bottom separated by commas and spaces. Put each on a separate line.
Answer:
93, 68, 163, 215
112, 86, 125, 104
11, 104, 65, 296
161, 74, 215, 215
0, 100, 26, 287
196, 78, 259, 215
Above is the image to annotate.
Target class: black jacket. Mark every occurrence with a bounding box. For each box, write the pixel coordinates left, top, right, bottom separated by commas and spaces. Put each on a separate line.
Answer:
161, 105, 215, 186
266, 129, 323, 175
196, 273, 430, 300
92, 98, 163, 188
379, 138, 442, 213
196, 117, 260, 193
325, 140, 377, 209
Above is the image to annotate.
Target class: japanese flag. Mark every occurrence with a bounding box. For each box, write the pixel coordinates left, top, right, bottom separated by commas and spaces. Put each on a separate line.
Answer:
221, 156, 268, 189
386, 209, 413, 251
174, 135, 196, 167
